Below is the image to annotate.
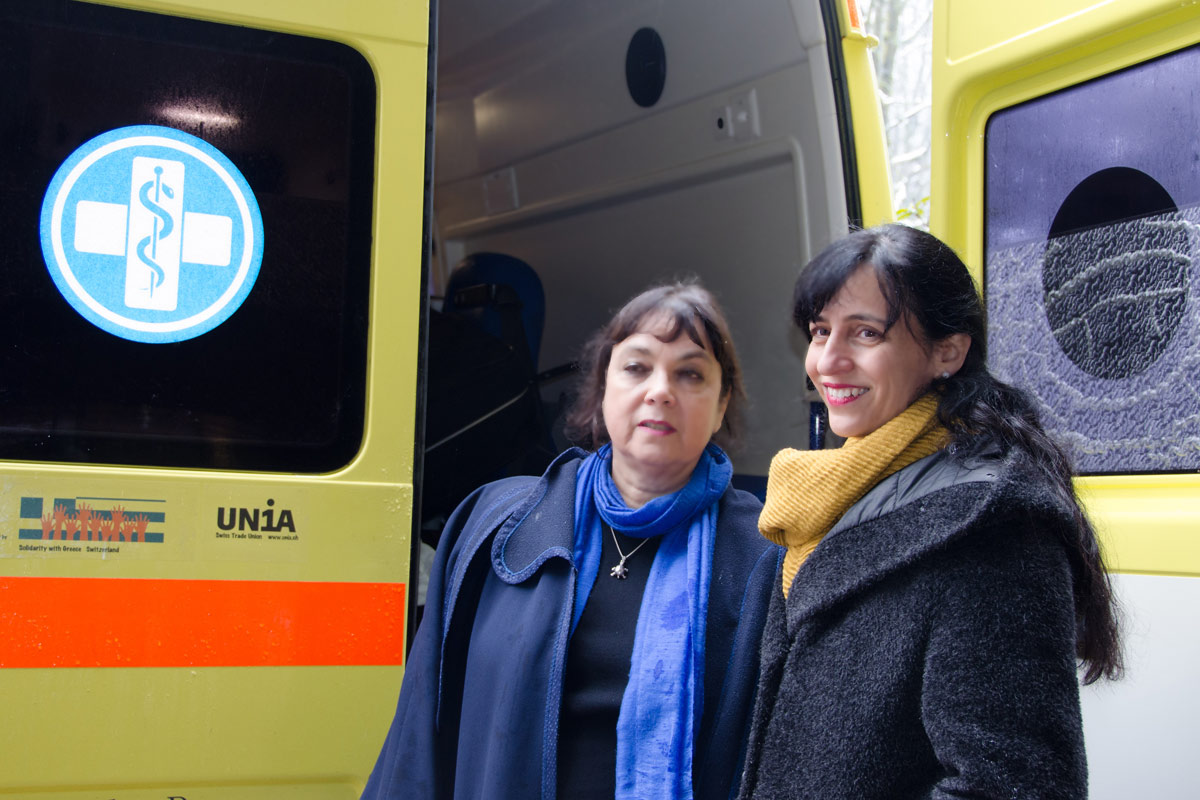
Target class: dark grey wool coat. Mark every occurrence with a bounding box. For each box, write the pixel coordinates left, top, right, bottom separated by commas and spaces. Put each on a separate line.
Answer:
738, 449, 1087, 800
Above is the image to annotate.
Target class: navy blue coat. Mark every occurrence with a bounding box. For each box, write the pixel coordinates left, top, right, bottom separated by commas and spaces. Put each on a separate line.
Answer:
363, 448, 781, 800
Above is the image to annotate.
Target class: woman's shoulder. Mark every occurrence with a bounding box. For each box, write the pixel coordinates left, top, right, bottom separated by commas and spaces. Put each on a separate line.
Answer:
901, 444, 1073, 522
984, 446, 1078, 522
800, 450, 1075, 613
437, 448, 585, 552
827, 446, 1074, 565
716, 484, 780, 571
830, 449, 1000, 537
911, 447, 1079, 570
721, 483, 764, 514
464, 447, 587, 513
918, 454, 1080, 622
718, 485, 767, 538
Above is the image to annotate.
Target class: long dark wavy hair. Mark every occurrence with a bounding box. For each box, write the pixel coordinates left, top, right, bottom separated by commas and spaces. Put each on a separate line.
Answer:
793, 224, 1121, 684
564, 280, 746, 451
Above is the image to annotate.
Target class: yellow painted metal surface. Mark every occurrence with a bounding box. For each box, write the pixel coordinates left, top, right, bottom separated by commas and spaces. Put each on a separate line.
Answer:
0, 0, 429, 795
828, 0, 893, 227
930, 0, 1200, 577
100, 0, 430, 44
931, 0, 1200, 269
841, 32, 895, 227
0, 667, 401, 796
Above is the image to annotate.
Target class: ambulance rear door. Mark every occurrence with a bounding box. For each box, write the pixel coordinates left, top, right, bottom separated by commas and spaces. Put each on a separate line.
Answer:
932, 1, 1200, 795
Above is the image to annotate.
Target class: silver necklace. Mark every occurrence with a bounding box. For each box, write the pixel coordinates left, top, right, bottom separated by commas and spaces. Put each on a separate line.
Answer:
608, 524, 650, 579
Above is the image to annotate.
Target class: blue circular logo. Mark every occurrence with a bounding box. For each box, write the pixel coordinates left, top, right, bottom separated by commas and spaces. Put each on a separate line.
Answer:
40, 125, 265, 343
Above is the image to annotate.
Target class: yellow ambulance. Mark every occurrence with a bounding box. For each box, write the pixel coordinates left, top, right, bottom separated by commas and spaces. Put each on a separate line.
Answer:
0, 0, 886, 795
2, 0, 1196, 796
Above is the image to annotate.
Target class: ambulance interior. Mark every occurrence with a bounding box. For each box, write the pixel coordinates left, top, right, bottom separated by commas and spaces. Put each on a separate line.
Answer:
421, 0, 860, 530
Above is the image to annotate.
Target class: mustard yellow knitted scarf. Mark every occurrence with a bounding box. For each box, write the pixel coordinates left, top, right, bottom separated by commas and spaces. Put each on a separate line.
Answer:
759, 394, 949, 597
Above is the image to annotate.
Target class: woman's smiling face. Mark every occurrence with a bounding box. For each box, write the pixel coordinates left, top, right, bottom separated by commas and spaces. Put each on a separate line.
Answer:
805, 264, 945, 438
602, 316, 728, 504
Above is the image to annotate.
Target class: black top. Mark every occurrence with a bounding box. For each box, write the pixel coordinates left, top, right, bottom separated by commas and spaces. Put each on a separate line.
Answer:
557, 525, 662, 799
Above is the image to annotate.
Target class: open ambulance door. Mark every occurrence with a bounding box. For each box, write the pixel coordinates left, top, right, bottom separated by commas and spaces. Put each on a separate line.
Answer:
931, 1, 1200, 795
0, 0, 430, 795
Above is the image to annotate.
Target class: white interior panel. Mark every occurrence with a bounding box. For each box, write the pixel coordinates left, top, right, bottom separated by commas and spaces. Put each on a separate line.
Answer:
455, 156, 810, 476
436, 60, 841, 236
432, 0, 848, 479
437, 0, 812, 182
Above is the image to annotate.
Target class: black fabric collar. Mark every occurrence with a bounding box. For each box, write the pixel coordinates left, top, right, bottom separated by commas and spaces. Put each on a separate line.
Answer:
784, 449, 1070, 632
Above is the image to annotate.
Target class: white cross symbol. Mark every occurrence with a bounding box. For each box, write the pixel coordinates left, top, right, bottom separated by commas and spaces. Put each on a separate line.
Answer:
73, 156, 234, 312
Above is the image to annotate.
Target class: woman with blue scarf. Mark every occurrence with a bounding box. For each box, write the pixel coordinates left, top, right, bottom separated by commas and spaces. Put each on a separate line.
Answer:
363, 282, 780, 800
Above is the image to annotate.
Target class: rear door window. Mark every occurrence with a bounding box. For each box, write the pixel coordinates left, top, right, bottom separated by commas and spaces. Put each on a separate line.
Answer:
984, 44, 1200, 474
0, 0, 376, 472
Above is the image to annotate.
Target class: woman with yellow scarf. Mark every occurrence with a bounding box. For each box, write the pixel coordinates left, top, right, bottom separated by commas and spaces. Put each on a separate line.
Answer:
738, 225, 1121, 799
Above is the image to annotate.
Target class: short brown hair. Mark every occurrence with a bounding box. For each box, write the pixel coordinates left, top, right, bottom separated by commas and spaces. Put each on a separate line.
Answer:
564, 280, 745, 450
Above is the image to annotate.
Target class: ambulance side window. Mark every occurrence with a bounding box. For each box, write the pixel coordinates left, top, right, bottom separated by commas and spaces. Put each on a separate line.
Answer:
0, 2, 375, 472
984, 44, 1200, 474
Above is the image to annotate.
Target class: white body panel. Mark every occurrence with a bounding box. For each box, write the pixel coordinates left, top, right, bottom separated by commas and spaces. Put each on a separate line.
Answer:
1082, 573, 1200, 798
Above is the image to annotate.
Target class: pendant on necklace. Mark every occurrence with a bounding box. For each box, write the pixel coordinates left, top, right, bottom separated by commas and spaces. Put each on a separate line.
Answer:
606, 525, 647, 579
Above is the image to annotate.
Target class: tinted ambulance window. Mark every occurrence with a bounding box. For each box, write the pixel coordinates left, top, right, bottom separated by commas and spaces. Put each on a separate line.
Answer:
0, 0, 375, 471
984, 44, 1200, 474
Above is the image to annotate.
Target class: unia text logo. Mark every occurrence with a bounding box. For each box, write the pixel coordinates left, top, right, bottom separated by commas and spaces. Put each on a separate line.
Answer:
18, 496, 165, 544
216, 499, 297, 541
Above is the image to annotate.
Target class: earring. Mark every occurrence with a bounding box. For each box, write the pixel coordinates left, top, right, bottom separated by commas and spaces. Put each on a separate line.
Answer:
940, 371, 950, 380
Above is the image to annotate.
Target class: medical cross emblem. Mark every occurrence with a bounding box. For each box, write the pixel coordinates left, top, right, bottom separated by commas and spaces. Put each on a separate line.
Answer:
40, 125, 264, 343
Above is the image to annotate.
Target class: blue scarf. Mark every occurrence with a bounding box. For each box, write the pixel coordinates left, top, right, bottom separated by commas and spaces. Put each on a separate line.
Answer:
572, 443, 732, 800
